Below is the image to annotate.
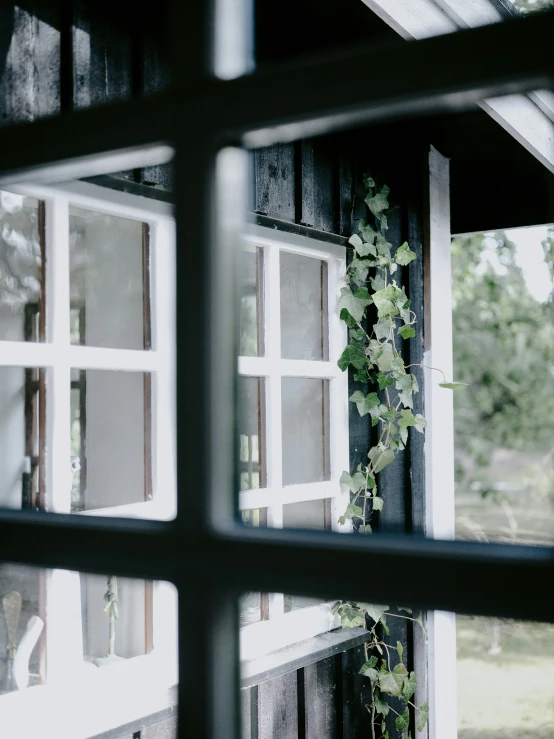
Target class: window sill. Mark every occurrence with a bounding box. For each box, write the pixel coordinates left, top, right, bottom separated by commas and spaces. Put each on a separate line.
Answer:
240, 626, 369, 689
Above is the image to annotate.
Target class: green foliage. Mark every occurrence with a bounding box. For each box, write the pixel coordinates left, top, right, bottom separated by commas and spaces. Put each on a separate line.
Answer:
335, 173, 453, 738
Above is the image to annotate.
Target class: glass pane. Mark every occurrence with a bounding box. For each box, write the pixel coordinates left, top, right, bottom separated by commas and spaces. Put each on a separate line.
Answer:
453, 227, 554, 545
71, 370, 150, 512
283, 500, 327, 612
240, 510, 267, 627
69, 206, 148, 350
280, 252, 327, 360
0, 192, 44, 342
238, 377, 265, 491
458, 615, 554, 737
281, 378, 328, 486
239, 247, 263, 357
0, 563, 177, 737
0, 366, 46, 511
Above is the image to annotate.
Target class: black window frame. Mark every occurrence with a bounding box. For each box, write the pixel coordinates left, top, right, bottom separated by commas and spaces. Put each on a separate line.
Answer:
0, 7, 553, 738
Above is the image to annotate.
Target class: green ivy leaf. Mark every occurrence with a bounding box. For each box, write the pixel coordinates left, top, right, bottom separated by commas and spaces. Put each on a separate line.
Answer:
340, 308, 357, 328
348, 233, 364, 250
350, 327, 366, 341
363, 173, 376, 189
338, 515, 346, 525
364, 604, 389, 624
403, 671, 418, 702
353, 369, 369, 383
365, 185, 390, 219
350, 258, 370, 286
395, 242, 417, 266
369, 403, 388, 421
390, 356, 405, 376
369, 446, 395, 473
374, 693, 390, 717
359, 219, 378, 245
398, 389, 414, 409
376, 234, 393, 258
376, 343, 395, 372
380, 213, 388, 231
337, 286, 371, 323
372, 496, 384, 511
439, 382, 468, 390
417, 703, 430, 732
345, 503, 363, 519
374, 317, 392, 341
395, 707, 410, 731
378, 669, 404, 697
377, 372, 394, 390
340, 471, 366, 493
338, 343, 366, 371
349, 233, 377, 258
396, 641, 404, 661
398, 409, 417, 428
359, 663, 379, 681
349, 390, 380, 417
414, 414, 427, 433
399, 325, 416, 340
399, 426, 408, 445
370, 273, 386, 292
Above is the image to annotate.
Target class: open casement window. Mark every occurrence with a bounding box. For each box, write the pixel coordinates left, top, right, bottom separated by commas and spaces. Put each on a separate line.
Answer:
0, 181, 176, 696
237, 225, 350, 658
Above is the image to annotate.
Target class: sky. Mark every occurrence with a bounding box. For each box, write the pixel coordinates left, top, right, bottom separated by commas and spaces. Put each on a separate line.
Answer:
481, 224, 552, 303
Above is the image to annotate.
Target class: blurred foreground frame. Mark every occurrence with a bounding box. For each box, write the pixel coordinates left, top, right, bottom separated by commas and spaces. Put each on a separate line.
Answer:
0, 5, 553, 739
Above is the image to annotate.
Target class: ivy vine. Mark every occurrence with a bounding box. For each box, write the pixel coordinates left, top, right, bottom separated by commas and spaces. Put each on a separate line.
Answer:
334, 173, 464, 737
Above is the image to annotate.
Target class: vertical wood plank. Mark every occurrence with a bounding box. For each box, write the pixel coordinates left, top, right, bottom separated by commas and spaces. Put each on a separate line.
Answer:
300, 139, 335, 232
258, 672, 298, 739
0, 1, 60, 124
341, 646, 371, 739
254, 145, 296, 222
304, 657, 339, 739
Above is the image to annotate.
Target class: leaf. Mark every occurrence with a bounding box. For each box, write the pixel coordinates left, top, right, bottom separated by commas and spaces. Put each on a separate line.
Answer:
363, 173, 375, 189
338, 286, 372, 323
414, 413, 427, 433
439, 381, 468, 390
376, 343, 395, 372
349, 390, 380, 417
374, 317, 393, 341
348, 233, 363, 251
372, 496, 384, 511
399, 426, 409, 445
395, 242, 417, 266
376, 234, 393, 258
399, 325, 416, 340
398, 606, 413, 615
353, 369, 369, 383
350, 327, 366, 341
395, 708, 410, 731
377, 372, 394, 390
339, 605, 365, 628
359, 219, 378, 244
390, 356, 405, 376
403, 671, 418, 702
344, 503, 363, 520
417, 703, 430, 732
338, 343, 366, 371
365, 185, 390, 219
364, 603, 389, 624
340, 308, 357, 328
374, 695, 390, 717
338, 515, 346, 525
395, 374, 414, 391
398, 389, 414, 409
368, 447, 395, 473
359, 662, 379, 681
340, 471, 366, 493
398, 409, 417, 428
370, 273, 386, 292
350, 258, 370, 286
378, 669, 404, 697
396, 640, 404, 661
369, 403, 388, 421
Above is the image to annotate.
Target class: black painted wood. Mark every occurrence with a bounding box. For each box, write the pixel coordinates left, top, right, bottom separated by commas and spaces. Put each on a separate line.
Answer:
304, 657, 339, 739
258, 672, 298, 739
341, 645, 371, 739
254, 144, 296, 222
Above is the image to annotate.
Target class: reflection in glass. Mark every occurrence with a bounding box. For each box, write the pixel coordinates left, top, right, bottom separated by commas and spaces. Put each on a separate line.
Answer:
283, 500, 327, 613
69, 207, 147, 350
0, 366, 46, 511
457, 615, 554, 737
240, 509, 267, 627
0, 192, 44, 343
280, 252, 327, 360
239, 247, 263, 357
70, 370, 151, 512
238, 377, 264, 491
452, 227, 554, 546
282, 378, 328, 486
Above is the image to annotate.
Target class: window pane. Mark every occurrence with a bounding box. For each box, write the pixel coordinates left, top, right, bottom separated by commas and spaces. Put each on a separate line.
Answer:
240, 510, 268, 627
283, 500, 327, 613
280, 252, 327, 360
453, 227, 554, 546
0, 192, 44, 343
238, 377, 265, 491
0, 563, 177, 737
71, 370, 150, 512
282, 378, 329, 486
239, 247, 263, 357
69, 206, 148, 350
458, 615, 554, 737
0, 366, 46, 511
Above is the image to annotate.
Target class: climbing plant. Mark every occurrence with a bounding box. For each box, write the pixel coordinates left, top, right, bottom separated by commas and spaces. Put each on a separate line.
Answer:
335, 173, 463, 738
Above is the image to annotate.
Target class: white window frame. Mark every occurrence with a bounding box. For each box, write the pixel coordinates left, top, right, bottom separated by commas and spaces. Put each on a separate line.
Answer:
0, 180, 178, 723
238, 224, 350, 660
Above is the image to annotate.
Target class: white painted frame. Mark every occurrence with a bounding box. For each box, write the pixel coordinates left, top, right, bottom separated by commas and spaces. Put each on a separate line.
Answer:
238, 223, 350, 657
0, 181, 178, 706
